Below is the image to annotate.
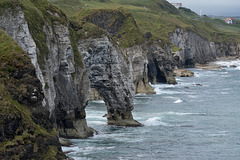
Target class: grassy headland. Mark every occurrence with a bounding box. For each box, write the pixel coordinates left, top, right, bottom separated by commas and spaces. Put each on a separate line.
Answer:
48, 0, 240, 46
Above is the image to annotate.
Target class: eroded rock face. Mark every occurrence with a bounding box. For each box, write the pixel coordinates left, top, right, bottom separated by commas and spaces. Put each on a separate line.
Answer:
0, 6, 92, 138
43, 21, 93, 138
78, 36, 142, 126
170, 28, 240, 67
170, 28, 218, 67
147, 42, 177, 84
122, 45, 155, 94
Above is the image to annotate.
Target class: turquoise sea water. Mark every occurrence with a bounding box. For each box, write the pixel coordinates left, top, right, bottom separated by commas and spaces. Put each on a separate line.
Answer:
63, 60, 240, 160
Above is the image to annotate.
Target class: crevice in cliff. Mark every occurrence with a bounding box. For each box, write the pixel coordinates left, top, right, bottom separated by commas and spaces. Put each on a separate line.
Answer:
153, 59, 168, 83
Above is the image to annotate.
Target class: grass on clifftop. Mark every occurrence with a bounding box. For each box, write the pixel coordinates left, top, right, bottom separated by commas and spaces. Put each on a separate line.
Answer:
49, 0, 190, 45
48, 0, 240, 45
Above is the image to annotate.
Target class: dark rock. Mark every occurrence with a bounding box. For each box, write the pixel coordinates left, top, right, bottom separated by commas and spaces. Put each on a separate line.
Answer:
144, 32, 152, 39
83, 10, 127, 37
147, 42, 177, 85
107, 109, 143, 127
230, 65, 237, 68
185, 59, 195, 68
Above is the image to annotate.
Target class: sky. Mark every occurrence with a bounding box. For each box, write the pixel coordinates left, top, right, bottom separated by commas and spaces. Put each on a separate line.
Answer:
167, 0, 240, 16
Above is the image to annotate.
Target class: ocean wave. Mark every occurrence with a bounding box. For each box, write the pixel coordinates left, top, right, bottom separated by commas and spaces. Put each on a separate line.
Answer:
208, 131, 229, 137
62, 146, 79, 153
153, 88, 184, 95
163, 96, 175, 99
144, 117, 170, 126
176, 78, 184, 82
87, 121, 106, 125
220, 92, 229, 95
215, 60, 240, 68
174, 99, 183, 103
188, 95, 198, 98
65, 146, 115, 157
163, 112, 208, 116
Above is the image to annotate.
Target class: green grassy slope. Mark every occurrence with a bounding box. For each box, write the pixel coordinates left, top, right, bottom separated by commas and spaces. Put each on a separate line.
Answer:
179, 8, 240, 43
49, 0, 192, 43
48, 0, 240, 44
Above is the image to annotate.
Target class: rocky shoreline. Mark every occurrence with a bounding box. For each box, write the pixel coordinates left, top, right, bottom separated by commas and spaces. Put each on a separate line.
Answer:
0, 0, 240, 159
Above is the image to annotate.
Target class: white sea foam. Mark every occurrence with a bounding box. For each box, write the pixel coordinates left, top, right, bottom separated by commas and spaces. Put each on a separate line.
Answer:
220, 92, 229, 95
194, 73, 201, 77
63, 145, 115, 156
144, 117, 169, 126
62, 146, 79, 153
163, 112, 207, 116
153, 87, 183, 95
174, 99, 183, 103
188, 95, 198, 98
176, 78, 184, 82
163, 96, 175, 99
208, 131, 228, 137
87, 121, 106, 125
215, 60, 240, 68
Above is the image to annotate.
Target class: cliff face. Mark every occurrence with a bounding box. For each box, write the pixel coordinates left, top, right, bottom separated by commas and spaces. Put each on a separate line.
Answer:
147, 42, 177, 84
0, 4, 93, 138
122, 45, 155, 94
78, 36, 141, 126
81, 9, 177, 93
170, 28, 240, 67
0, 30, 66, 160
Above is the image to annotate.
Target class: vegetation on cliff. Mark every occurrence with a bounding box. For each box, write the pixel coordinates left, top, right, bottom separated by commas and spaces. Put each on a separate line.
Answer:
48, 0, 240, 46
0, 30, 66, 159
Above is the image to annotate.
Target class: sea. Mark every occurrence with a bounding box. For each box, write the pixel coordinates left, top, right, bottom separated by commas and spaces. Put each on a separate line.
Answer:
62, 60, 240, 160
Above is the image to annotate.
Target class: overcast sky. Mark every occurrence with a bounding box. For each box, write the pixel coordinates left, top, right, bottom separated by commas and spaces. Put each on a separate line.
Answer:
167, 0, 240, 16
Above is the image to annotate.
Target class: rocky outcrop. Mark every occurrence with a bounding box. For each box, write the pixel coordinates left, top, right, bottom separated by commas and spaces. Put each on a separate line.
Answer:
82, 9, 176, 92
174, 69, 194, 77
0, 4, 93, 138
170, 28, 240, 67
43, 21, 93, 138
78, 36, 142, 126
122, 45, 155, 94
147, 42, 177, 84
